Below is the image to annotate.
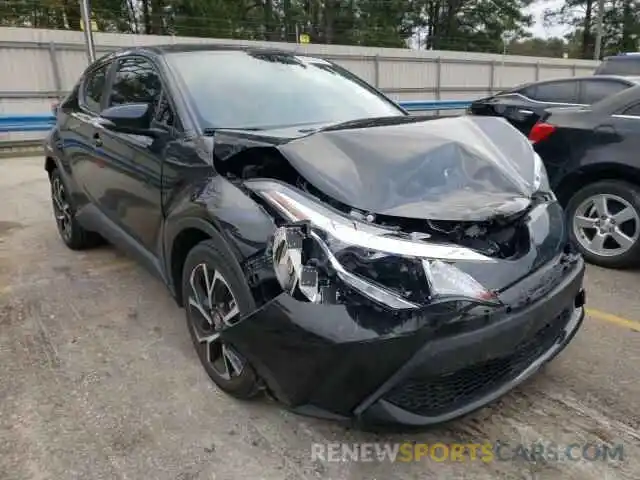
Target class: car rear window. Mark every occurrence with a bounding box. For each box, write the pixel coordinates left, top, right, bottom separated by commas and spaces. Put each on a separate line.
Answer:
595, 58, 640, 76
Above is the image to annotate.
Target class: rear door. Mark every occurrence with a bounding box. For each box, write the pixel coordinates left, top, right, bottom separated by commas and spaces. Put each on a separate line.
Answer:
61, 59, 113, 212
607, 102, 640, 168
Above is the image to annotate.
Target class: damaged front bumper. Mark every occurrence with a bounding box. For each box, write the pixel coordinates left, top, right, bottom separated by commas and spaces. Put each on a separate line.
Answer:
222, 251, 585, 427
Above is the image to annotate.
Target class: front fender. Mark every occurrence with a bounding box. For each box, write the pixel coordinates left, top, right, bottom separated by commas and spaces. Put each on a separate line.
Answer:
163, 175, 276, 293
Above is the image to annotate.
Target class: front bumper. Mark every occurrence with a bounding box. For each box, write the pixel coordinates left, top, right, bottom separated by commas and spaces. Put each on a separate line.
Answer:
224, 253, 585, 427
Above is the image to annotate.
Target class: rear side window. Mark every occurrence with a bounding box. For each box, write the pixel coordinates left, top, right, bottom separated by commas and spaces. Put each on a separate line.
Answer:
529, 80, 579, 104
82, 63, 110, 113
580, 79, 630, 104
108, 56, 162, 110
595, 58, 640, 76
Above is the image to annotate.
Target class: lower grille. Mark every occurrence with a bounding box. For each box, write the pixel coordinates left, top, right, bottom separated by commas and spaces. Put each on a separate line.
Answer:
382, 309, 571, 418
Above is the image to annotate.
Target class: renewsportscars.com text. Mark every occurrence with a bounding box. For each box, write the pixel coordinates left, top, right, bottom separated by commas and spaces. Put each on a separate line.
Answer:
311, 442, 625, 463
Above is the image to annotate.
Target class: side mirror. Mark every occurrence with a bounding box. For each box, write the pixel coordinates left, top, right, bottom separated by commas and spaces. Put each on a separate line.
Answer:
99, 103, 157, 136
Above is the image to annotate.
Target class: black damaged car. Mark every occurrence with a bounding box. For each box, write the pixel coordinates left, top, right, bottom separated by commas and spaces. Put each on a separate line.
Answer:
44, 44, 586, 427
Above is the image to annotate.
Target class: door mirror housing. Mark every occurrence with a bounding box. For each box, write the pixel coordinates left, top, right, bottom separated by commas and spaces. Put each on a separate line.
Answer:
99, 103, 160, 137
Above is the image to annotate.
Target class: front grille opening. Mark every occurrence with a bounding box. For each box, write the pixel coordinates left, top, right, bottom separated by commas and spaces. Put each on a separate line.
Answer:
382, 309, 570, 418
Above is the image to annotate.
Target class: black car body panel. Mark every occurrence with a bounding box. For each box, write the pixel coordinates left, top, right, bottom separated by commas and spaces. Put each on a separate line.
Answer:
44, 44, 586, 428
594, 54, 640, 76
469, 75, 639, 135
224, 250, 584, 425
276, 116, 537, 221
531, 85, 640, 202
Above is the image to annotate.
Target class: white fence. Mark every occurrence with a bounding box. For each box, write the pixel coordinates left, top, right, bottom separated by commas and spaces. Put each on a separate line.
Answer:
0, 26, 600, 144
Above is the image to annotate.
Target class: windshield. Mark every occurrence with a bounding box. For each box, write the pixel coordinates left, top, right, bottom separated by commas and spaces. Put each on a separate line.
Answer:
166, 50, 405, 130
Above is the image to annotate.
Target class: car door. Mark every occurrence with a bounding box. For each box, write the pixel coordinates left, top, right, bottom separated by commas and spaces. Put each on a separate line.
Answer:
61, 59, 114, 212
88, 55, 169, 260
607, 101, 640, 168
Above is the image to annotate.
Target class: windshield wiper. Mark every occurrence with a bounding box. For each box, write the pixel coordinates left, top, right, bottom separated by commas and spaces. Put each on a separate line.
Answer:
203, 127, 264, 136
318, 115, 426, 132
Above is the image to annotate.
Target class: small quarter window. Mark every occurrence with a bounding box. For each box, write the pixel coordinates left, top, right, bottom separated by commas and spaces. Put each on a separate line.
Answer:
622, 102, 640, 116
82, 63, 110, 113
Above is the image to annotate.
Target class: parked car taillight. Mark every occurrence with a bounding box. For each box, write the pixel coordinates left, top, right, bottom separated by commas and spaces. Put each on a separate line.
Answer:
528, 122, 556, 144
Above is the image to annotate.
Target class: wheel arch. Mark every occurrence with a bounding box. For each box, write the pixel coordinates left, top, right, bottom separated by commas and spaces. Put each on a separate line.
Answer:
166, 217, 244, 307
554, 163, 640, 206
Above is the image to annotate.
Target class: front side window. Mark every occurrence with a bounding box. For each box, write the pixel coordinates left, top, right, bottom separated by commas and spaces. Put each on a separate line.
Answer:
82, 62, 110, 113
166, 50, 405, 130
108, 56, 162, 111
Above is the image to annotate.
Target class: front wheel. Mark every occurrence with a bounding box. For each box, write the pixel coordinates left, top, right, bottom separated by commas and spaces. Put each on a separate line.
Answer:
566, 180, 640, 269
181, 240, 262, 399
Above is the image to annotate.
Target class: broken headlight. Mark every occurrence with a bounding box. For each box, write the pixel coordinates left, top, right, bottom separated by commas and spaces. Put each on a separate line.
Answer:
247, 180, 500, 311
533, 152, 551, 194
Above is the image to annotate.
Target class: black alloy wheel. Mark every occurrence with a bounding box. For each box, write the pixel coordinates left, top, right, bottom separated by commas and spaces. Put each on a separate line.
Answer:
181, 240, 261, 399
50, 168, 102, 250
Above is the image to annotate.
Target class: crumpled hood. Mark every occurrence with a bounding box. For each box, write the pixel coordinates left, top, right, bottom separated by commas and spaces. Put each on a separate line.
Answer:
276, 115, 540, 222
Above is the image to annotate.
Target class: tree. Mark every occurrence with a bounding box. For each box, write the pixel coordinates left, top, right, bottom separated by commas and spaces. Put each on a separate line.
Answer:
508, 37, 567, 57
0, 0, 545, 54
543, 0, 640, 59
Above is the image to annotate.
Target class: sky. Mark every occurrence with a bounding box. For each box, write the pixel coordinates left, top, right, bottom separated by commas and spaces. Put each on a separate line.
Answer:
525, 0, 572, 39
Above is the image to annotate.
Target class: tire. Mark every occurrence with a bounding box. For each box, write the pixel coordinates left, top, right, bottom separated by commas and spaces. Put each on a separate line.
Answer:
49, 168, 103, 250
565, 180, 640, 269
181, 239, 261, 399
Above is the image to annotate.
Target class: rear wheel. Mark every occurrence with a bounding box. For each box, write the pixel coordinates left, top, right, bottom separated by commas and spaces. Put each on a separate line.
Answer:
49, 168, 102, 250
181, 240, 261, 399
566, 180, 640, 269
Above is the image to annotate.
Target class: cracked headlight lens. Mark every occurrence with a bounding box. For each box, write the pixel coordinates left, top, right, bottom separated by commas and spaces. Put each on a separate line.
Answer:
533, 152, 552, 195
248, 180, 500, 311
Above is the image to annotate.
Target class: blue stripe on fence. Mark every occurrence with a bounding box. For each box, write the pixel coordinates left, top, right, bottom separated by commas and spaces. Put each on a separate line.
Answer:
0, 100, 473, 133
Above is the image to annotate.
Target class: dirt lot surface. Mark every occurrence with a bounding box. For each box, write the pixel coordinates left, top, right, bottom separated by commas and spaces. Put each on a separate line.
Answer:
1, 156, 640, 480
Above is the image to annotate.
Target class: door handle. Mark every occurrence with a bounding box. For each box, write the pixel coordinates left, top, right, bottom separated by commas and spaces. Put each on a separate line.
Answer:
518, 109, 534, 115
93, 132, 103, 147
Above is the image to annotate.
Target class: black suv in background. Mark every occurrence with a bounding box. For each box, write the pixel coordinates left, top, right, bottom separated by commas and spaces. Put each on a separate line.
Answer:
595, 53, 640, 76
469, 75, 639, 135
